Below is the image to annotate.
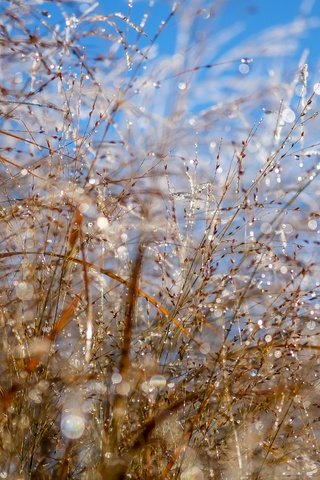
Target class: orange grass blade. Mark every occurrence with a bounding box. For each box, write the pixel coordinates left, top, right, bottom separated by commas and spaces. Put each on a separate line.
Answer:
24, 356, 41, 373
67, 207, 83, 255
50, 296, 80, 339
0, 385, 19, 413
119, 249, 143, 376
0, 251, 196, 341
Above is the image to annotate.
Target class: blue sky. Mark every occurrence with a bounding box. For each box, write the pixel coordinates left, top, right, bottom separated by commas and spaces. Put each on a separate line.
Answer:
216, 0, 320, 64
36, 0, 320, 69
92, 0, 320, 65
28, 0, 319, 145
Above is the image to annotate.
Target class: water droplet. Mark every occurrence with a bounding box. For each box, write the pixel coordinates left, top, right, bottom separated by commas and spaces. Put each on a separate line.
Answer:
116, 381, 130, 395
79, 202, 90, 213
308, 219, 317, 230
282, 107, 296, 123
16, 282, 34, 301
111, 372, 122, 384
265, 334, 272, 343
141, 381, 149, 393
307, 320, 316, 331
200, 342, 210, 355
61, 413, 85, 439
239, 63, 250, 74
117, 246, 127, 260
28, 389, 42, 403
282, 223, 293, 234
178, 82, 187, 90
97, 216, 109, 230
255, 420, 264, 431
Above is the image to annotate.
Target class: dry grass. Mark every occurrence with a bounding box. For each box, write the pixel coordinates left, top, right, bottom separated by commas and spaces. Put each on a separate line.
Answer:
1, 1, 320, 479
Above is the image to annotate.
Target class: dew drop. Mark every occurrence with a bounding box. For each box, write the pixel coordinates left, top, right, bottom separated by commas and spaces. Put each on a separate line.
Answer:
308, 219, 317, 231
61, 413, 85, 439
282, 107, 296, 123
178, 82, 187, 90
239, 63, 250, 74
116, 381, 130, 395
200, 342, 210, 355
141, 381, 149, 393
28, 389, 42, 403
255, 420, 264, 431
307, 320, 316, 331
79, 202, 90, 213
282, 223, 293, 234
16, 282, 34, 301
111, 372, 122, 384
97, 216, 109, 229
117, 246, 127, 260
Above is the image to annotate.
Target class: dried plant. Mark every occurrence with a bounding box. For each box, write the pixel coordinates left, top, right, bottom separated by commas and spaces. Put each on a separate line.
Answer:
1, 1, 320, 479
